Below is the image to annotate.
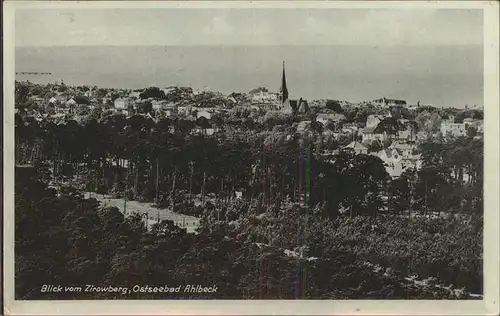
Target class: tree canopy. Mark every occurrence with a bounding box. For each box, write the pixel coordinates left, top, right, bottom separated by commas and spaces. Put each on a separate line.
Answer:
140, 87, 166, 100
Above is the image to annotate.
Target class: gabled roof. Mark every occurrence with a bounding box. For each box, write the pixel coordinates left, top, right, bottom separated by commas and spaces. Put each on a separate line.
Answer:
381, 148, 393, 158
297, 121, 311, 130
367, 114, 384, 120
362, 126, 377, 134
298, 100, 309, 112
377, 148, 403, 159
374, 97, 407, 105
387, 99, 407, 105
317, 113, 346, 121
344, 141, 367, 150
390, 142, 413, 150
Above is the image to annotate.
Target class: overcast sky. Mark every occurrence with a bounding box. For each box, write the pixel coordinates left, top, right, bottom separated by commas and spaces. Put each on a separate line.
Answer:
16, 8, 483, 47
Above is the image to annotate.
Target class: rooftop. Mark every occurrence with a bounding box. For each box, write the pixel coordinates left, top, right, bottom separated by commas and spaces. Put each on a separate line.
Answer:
362, 126, 377, 134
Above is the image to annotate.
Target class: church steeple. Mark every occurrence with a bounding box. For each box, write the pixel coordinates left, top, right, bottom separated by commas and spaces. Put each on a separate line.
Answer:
280, 61, 288, 105
278, 61, 292, 114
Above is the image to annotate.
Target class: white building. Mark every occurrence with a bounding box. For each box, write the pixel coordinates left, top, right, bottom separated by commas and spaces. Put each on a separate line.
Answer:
343, 123, 359, 133
366, 115, 384, 128
193, 128, 218, 136
440, 122, 467, 138
280, 99, 294, 114
114, 98, 130, 110
66, 98, 76, 107
395, 129, 416, 142
160, 103, 177, 117
373, 148, 404, 178
151, 100, 176, 112
151, 100, 163, 111
316, 113, 346, 125
65, 98, 77, 113
464, 119, 484, 133
372, 145, 422, 178
389, 142, 415, 157
130, 91, 142, 99
361, 126, 388, 143
177, 106, 192, 117
197, 110, 212, 120
250, 91, 279, 104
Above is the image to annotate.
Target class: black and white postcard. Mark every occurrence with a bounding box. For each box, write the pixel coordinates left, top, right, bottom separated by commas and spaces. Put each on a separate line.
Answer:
3, 1, 499, 315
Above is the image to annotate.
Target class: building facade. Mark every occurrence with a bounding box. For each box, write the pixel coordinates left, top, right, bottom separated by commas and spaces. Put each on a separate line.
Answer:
361, 126, 388, 143
114, 98, 130, 110
440, 122, 468, 138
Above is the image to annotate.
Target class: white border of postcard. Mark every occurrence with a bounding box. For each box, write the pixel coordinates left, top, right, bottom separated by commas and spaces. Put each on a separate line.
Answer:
3, 1, 499, 315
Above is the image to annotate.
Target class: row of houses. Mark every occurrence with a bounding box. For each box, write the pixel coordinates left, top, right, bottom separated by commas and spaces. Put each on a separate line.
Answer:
113, 97, 217, 120
249, 91, 279, 104
342, 140, 422, 179
440, 118, 483, 138
316, 113, 346, 125
298, 112, 418, 145
373, 97, 407, 108
360, 126, 417, 143
43, 96, 99, 115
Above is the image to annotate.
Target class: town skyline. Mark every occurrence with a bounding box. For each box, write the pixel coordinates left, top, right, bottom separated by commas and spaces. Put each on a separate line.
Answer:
15, 8, 483, 108
16, 45, 483, 108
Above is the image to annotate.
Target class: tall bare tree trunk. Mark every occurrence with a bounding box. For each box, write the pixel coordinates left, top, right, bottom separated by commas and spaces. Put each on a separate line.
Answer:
171, 169, 177, 211
124, 164, 128, 214
134, 160, 139, 198
268, 167, 272, 205
76, 158, 79, 186
102, 156, 106, 191
69, 153, 72, 187
468, 164, 472, 185
388, 190, 392, 215
232, 177, 235, 203
15, 141, 19, 164
424, 177, 428, 218
202, 171, 206, 207
29, 144, 36, 164
155, 158, 159, 204
37, 145, 42, 165
58, 153, 63, 187
220, 177, 224, 207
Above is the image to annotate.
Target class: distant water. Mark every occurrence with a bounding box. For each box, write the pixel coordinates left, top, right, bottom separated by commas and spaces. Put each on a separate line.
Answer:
15, 45, 483, 107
